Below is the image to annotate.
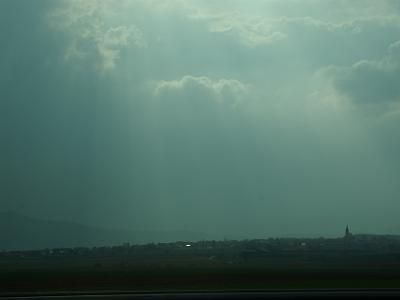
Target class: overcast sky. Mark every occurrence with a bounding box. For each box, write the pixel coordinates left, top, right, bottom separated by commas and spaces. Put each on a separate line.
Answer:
1, 0, 400, 238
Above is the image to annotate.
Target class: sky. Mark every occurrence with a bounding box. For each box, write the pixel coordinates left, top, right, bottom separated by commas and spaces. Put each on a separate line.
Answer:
1, 0, 400, 239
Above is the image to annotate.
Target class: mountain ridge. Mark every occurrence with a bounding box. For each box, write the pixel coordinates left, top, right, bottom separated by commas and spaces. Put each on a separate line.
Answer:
0, 211, 217, 251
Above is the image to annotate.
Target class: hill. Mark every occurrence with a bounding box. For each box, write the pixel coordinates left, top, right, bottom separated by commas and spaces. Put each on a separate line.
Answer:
0, 211, 216, 251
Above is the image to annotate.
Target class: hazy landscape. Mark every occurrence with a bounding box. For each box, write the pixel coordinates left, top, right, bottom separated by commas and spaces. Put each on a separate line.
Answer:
2, 236, 400, 293
2, 0, 400, 294
1, 214, 400, 293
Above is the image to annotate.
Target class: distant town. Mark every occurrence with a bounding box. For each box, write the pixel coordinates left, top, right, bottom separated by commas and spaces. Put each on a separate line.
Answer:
2, 226, 400, 270
2, 226, 400, 292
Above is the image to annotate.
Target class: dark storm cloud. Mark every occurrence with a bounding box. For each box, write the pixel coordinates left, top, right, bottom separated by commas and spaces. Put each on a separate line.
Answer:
327, 41, 400, 105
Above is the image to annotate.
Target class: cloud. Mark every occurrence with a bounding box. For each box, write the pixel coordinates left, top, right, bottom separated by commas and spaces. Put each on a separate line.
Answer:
49, 0, 146, 72
191, 12, 287, 47
175, 0, 400, 48
323, 40, 400, 105
96, 25, 146, 71
154, 76, 251, 107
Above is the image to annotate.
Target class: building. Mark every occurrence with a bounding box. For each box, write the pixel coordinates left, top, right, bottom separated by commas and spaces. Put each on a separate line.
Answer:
344, 225, 353, 240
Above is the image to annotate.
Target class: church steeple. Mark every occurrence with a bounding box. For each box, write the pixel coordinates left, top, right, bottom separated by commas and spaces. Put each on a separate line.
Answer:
345, 225, 352, 239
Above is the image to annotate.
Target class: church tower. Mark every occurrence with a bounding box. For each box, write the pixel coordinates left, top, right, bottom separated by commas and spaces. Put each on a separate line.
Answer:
344, 225, 352, 239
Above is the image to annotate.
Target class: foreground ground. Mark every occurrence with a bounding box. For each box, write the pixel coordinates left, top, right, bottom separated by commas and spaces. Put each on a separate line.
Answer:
1, 236, 400, 293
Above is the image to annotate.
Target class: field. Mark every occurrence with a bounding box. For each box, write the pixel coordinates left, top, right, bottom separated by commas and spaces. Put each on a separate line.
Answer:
1, 237, 400, 293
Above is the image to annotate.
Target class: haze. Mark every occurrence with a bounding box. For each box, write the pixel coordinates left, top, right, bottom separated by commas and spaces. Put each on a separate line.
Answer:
1, 0, 400, 242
